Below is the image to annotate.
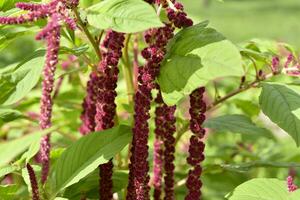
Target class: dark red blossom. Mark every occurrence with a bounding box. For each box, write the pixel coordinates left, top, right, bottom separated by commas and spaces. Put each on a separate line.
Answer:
166, 1, 193, 28
154, 92, 177, 200
185, 87, 206, 200
26, 164, 40, 200
128, 24, 175, 200
94, 30, 125, 200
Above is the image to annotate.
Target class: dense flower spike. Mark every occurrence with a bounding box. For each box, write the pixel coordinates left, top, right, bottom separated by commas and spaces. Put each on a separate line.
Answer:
94, 30, 125, 200
185, 87, 206, 200
128, 24, 175, 200
153, 94, 165, 200
0, 0, 78, 184
26, 164, 40, 200
154, 92, 177, 200
287, 176, 298, 192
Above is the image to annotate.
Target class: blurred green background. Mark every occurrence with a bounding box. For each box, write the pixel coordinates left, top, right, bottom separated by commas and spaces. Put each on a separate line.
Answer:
182, 0, 300, 47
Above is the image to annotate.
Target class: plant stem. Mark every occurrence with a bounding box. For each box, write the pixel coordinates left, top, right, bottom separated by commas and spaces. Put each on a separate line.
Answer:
73, 8, 102, 61
175, 74, 273, 145
122, 34, 135, 104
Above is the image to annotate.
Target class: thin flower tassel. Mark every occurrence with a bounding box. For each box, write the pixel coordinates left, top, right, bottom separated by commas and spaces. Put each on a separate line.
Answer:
26, 164, 40, 200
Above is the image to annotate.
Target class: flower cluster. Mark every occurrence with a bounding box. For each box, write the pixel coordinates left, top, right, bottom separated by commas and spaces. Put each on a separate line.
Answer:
94, 30, 125, 200
0, 0, 78, 184
26, 164, 40, 200
185, 87, 206, 200
287, 176, 298, 192
166, 1, 193, 28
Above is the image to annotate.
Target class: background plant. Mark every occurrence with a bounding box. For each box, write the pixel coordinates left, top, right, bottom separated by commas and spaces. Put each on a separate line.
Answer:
0, 0, 300, 200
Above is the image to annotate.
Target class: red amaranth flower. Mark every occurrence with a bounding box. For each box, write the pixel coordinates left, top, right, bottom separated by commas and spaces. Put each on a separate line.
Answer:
287, 176, 298, 192
185, 87, 206, 200
26, 164, 40, 200
94, 30, 125, 200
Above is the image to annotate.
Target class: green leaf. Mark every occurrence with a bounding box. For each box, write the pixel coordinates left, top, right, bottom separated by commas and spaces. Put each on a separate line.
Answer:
0, 185, 18, 200
64, 170, 128, 199
0, 165, 19, 179
158, 22, 243, 105
0, 52, 45, 105
259, 83, 300, 146
233, 99, 260, 117
0, 108, 24, 126
0, 127, 54, 167
226, 178, 299, 200
203, 114, 273, 138
53, 125, 132, 194
87, 0, 163, 33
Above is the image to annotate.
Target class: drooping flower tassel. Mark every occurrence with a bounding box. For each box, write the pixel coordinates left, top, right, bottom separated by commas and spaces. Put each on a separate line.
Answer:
38, 14, 61, 183
185, 87, 206, 200
26, 164, 40, 200
94, 30, 125, 200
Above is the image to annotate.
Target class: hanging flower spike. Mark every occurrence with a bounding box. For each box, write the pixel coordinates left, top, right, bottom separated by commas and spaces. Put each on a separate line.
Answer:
79, 72, 98, 135
287, 176, 298, 192
153, 94, 165, 200
162, 105, 176, 200
130, 25, 174, 200
94, 30, 125, 200
26, 164, 40, 200
39, 16, 61, 183
185, 87, 206, 200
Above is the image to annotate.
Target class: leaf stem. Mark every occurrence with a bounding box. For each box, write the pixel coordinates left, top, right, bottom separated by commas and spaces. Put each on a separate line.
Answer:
73, 8, 102, 61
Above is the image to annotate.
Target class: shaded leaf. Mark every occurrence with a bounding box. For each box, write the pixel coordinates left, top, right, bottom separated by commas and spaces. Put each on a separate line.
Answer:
259, 83, 300, 146
203, 114, 273, 138
53, 125, 131, 194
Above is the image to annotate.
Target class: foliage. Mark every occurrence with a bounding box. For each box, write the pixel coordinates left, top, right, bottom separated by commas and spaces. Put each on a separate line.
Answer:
0, 0, 299, 199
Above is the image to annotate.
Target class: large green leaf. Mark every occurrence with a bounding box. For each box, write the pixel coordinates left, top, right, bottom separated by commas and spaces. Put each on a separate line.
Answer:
203, 114, 273, 138
226, 178, 299, 200
0, 127, 54, 167
158, 22, 243, 105
87, 0, 163, 33
259, 83, 300, 146
53, 125, 132, 194
0, 52, 45, 105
